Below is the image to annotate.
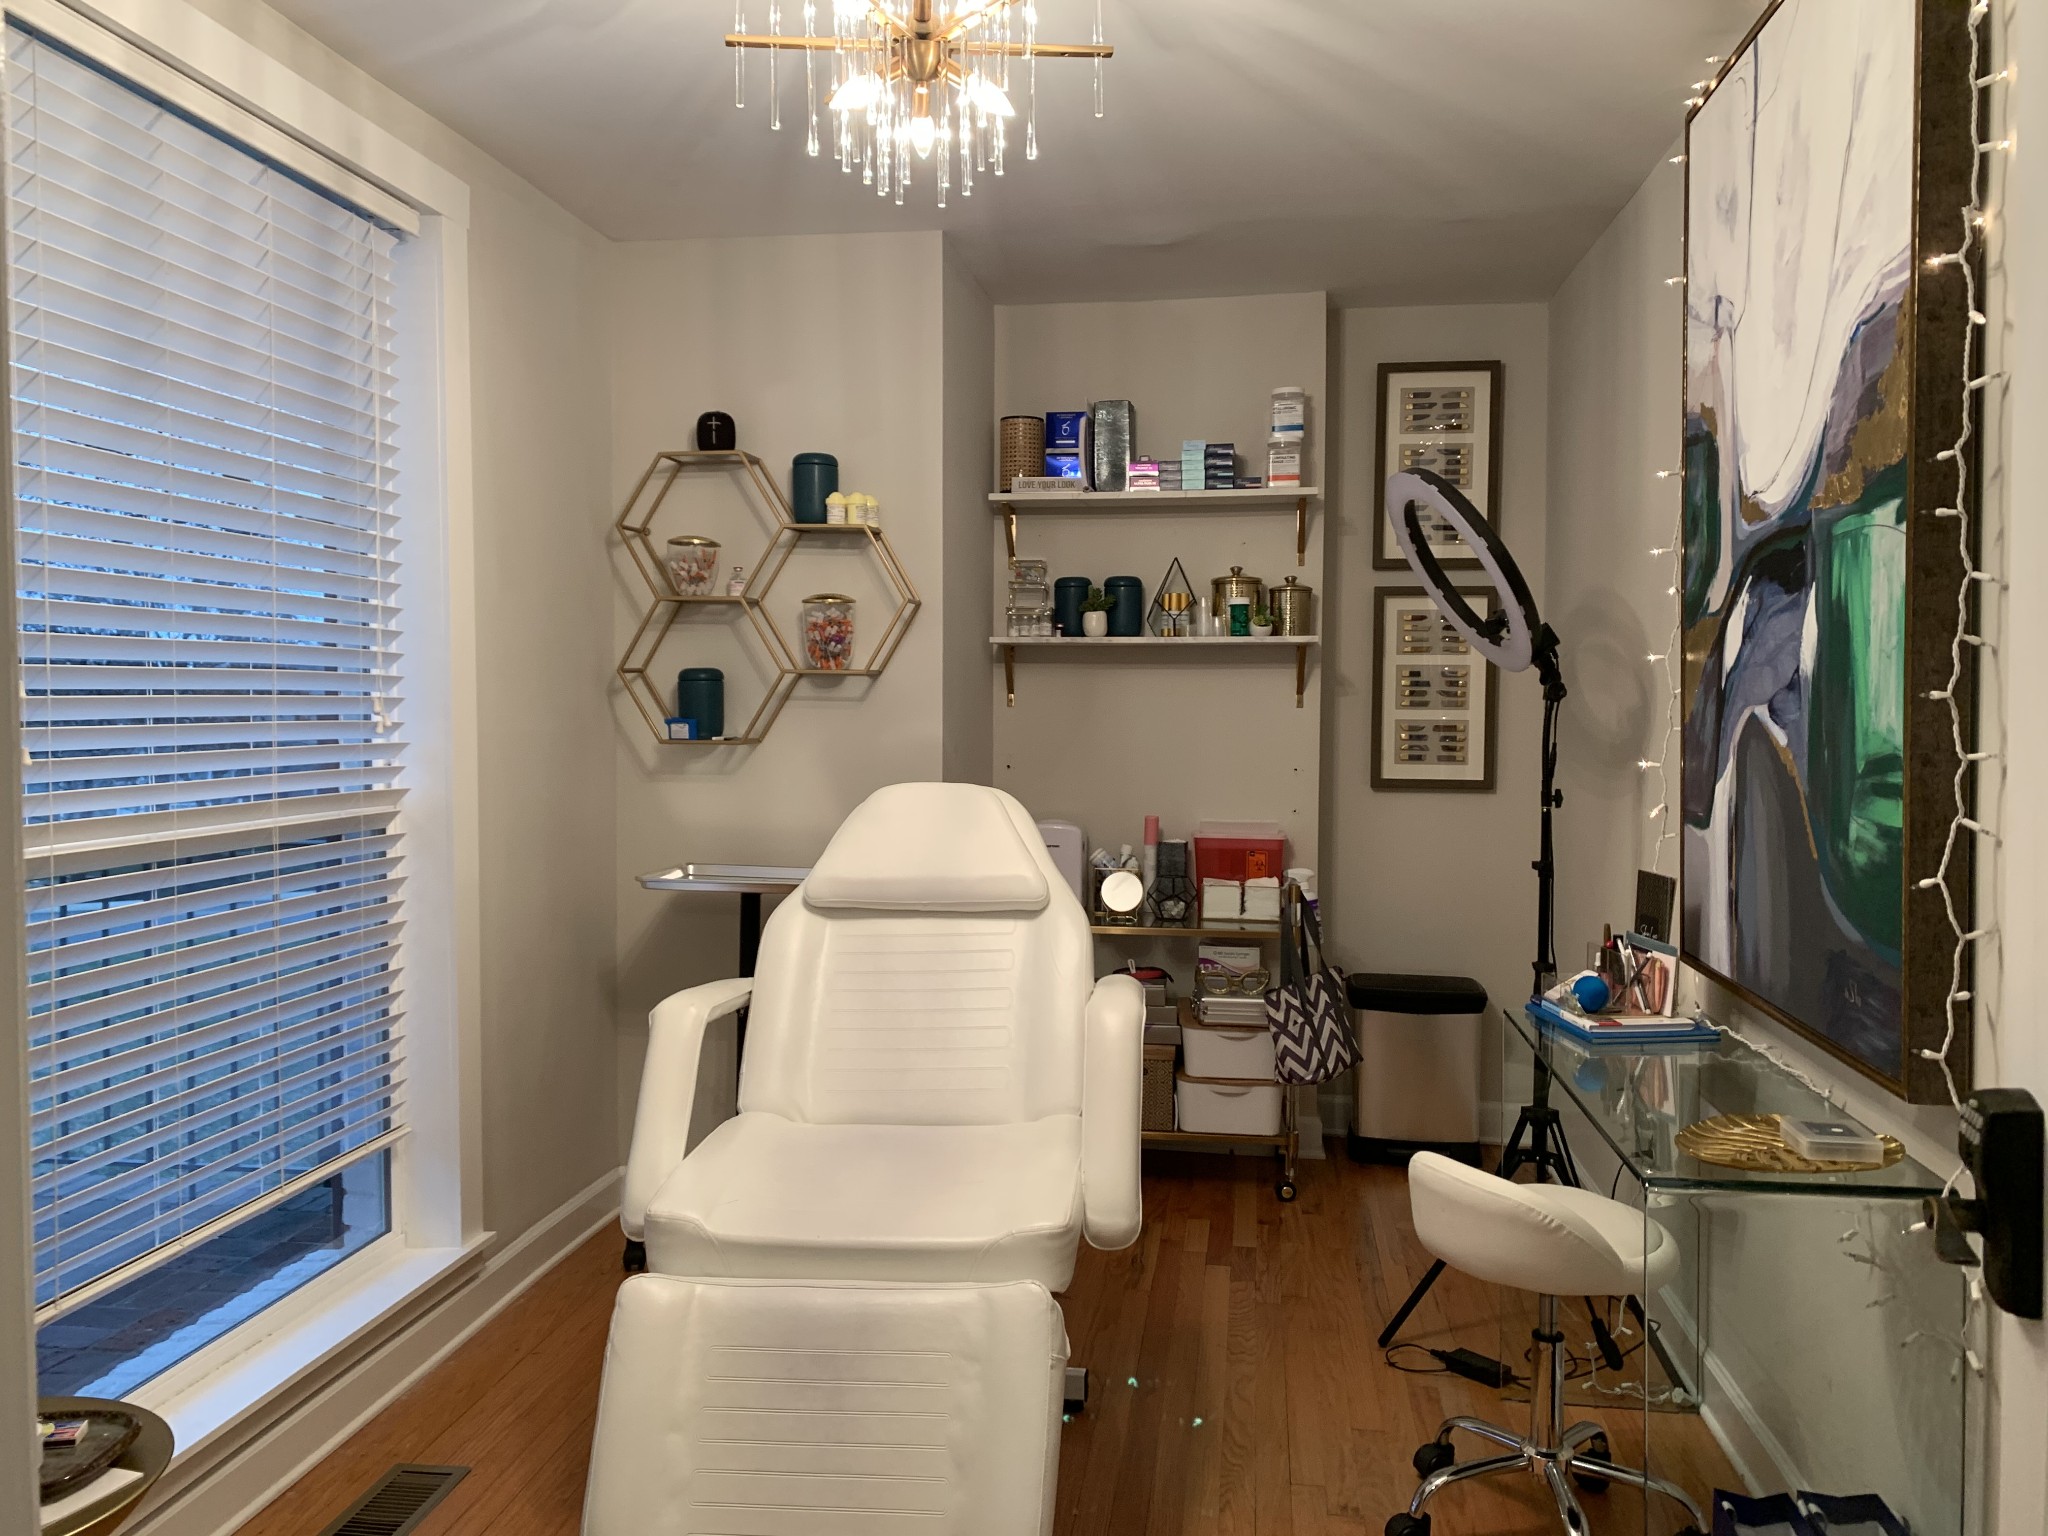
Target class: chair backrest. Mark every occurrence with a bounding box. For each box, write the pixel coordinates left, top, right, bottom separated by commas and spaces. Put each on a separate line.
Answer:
1407, 1152, 1645, 1299
739, 783, 1094, 1127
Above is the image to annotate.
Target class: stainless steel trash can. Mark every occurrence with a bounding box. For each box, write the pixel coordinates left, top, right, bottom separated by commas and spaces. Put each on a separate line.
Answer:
1345, 973, 1487, 1163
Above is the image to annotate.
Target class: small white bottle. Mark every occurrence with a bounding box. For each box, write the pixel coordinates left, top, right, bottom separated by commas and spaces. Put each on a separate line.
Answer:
725, 566, 746, 596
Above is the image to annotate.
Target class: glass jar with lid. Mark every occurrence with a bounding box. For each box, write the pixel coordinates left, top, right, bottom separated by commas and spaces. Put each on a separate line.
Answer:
801, 594, 856, 671
665, 535, 720, 596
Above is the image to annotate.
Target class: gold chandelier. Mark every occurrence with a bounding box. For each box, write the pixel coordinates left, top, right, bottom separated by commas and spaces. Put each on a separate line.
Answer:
726, 2, 1114, 206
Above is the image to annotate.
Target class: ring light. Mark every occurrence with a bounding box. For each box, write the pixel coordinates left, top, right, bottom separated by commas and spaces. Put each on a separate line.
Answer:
1385, 467, 1541, 673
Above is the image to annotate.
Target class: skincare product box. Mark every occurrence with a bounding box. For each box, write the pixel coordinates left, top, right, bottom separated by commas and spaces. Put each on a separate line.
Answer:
1271, 386, 1307, 435
1127, 458, 1161, 490
1777, 1116, 1887, 1165
1204, 444, 1236, 490
1044, 453, 1084, 480
663, 717, 698, 741
1197, 942, 1264, 997
1045, 410, 1088, 453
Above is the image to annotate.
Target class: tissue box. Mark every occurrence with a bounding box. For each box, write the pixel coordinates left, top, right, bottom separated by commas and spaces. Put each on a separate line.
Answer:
1242, 877, 1283, 923
1201, 879, 1244, 923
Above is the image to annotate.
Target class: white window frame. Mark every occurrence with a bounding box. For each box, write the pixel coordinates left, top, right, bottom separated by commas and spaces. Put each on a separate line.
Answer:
0, 0, 483, 1477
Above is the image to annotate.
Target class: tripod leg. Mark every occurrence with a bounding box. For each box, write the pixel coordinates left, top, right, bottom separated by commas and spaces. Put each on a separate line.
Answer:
1377, 1259, 1448, 1349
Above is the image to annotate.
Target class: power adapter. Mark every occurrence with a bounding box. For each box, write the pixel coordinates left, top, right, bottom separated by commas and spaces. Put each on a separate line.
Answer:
1429, 1347, 1515, 1388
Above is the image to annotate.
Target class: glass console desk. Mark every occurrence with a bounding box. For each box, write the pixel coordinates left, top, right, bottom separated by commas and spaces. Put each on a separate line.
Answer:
1496, 1006, 1973, 1536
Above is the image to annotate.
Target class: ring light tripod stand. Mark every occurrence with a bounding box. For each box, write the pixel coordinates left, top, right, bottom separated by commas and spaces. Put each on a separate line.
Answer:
1372, 470, 1644, 1383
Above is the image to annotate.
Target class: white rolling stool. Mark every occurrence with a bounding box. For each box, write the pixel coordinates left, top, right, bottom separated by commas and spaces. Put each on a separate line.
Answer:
1386, 1153, 1706, 1536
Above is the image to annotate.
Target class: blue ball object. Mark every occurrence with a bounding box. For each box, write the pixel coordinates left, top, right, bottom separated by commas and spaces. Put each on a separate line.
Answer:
1569, 973, 1612, 1013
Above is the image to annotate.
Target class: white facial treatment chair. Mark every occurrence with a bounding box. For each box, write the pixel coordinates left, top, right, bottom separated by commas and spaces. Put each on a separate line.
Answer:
593, 785, 1144, 1535
620, 780, 1143, 1290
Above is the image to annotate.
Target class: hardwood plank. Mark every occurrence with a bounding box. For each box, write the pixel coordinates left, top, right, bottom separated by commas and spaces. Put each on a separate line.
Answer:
230, 1154, 1742, 1536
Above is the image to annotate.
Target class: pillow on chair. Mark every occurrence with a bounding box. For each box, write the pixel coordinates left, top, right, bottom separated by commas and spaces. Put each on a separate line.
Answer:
804, 782, 1051, 913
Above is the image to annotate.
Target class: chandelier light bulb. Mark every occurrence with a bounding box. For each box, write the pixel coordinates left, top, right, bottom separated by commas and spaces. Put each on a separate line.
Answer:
729, 1, 1106, 203
829, 72, 882, 112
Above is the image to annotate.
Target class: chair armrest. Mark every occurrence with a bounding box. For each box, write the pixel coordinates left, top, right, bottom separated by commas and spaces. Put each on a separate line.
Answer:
620, 977, 755, 1239
1080, 972, 1145, 1250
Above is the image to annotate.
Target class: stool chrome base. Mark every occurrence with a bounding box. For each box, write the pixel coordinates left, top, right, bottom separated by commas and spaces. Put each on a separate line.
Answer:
1386, 1297, 1705, 1536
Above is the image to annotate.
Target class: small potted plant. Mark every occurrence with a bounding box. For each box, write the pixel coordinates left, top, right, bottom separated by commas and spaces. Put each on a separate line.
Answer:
1249, 604, 1275, 638
1080, 586, 1116, 637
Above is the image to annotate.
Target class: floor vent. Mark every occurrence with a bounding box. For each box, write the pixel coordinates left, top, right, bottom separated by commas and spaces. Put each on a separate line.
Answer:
315, 1464, 469, 1536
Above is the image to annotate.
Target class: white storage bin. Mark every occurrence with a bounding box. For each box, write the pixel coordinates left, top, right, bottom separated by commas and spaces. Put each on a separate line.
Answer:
1182, 1020, 1277, 1081
1176, 1072, 1284, 1136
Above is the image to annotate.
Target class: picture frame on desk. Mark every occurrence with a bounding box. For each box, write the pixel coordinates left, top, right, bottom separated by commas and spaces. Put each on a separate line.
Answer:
1372, 360, 1504, 571
1370, 586, 1498, 792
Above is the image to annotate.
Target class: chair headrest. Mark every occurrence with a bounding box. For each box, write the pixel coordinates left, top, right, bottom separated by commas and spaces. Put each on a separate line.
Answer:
804, 782, 1052, 913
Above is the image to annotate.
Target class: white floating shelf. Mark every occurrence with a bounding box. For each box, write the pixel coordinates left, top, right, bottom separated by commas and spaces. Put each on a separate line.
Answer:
991, 633, 1318, 706
987, 635, 1317, 648
989, 487, 1320, 508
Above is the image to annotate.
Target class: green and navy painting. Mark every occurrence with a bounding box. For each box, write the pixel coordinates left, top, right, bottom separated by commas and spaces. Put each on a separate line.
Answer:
1681, 0, 1912, 1078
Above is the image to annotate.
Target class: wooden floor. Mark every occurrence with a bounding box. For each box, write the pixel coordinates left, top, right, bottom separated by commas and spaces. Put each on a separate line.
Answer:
232, 1152, 1736, 1536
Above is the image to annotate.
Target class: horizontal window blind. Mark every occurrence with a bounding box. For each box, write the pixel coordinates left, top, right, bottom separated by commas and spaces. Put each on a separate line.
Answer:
7, 25, 409, 1314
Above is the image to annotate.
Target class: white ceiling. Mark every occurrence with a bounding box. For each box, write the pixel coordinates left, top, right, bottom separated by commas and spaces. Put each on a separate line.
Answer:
262, 0, 1758, 305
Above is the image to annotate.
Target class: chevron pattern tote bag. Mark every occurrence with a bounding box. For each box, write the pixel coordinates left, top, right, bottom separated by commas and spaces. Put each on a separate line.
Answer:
1265, 888, 1362, 1085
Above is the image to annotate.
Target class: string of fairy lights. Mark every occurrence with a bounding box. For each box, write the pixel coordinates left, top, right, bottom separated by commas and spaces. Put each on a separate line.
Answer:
1644, 6, 2008, 1379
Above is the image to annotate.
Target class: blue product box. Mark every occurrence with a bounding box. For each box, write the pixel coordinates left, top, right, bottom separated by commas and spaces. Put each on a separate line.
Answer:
1046, 411, 1088, 452
663, 717, 698, 741
1044, 453, 1084, 480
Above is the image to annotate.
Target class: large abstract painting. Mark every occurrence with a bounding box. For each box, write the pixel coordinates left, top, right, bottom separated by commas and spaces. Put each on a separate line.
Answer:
1681, 0, 1974, 1101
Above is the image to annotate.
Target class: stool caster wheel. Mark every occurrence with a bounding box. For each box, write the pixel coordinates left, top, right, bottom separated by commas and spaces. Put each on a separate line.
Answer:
1276, 1180, 1298, 1202
1385, 1514, 1430, 1536
1412, 1439, 1455, 1477
1571, 1433, 1610, 1492
1063, 1366, 1089, 1417
622, 1238, 647, 1273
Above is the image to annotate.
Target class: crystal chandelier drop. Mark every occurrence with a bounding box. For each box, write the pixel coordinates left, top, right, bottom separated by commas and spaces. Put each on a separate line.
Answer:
726, 2, 1113, 207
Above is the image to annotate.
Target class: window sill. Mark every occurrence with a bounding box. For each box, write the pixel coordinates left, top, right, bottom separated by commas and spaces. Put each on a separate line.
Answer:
129, 1230, 493, 1475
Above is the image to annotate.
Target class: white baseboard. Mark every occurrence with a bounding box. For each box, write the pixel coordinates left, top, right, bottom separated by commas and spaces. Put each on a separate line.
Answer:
1655, 1283, 1794, 1501
126, 1167, 624, 1536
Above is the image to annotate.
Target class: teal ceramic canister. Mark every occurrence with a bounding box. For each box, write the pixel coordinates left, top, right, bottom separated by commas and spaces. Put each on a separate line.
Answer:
675, 667, 725, 739
790, 453, 839, 525
1104, 575, 1146, 637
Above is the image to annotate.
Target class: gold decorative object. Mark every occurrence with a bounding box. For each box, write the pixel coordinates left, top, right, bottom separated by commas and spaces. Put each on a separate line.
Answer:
613, 449, 920, 745
1675, 1113, 1903, 1173
725, 2, 1113, 208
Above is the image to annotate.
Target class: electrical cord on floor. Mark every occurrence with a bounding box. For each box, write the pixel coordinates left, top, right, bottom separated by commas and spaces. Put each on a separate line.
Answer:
1383, 1343, 1450, 1375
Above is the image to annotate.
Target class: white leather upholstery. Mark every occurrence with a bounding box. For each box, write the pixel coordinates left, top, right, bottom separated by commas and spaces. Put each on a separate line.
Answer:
1408, 1151, 1676, 1298
805, 782, 1051, 912
583, 1275, 1066, 1536
645, 1113, 1085, 1286
622, 781, 1144, 1272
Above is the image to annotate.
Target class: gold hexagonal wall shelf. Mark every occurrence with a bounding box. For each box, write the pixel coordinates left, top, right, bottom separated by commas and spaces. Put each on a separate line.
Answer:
754, 522, 921, 677
613, 449, 920, 743
614, 450, 795, 746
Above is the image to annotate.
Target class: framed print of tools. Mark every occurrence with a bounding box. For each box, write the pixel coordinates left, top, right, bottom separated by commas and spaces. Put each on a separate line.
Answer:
1371, 586, 1498, 792
1373, 360, 1504, 571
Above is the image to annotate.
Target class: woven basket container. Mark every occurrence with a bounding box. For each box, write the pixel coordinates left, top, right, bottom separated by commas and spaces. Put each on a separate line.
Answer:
1000, 415, 1046, 491
1142, 1044, 1178, 1132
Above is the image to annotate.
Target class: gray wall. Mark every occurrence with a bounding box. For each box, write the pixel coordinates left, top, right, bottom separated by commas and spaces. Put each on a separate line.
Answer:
1320, 302, 1550, 1124
604, 230, 982, 1142
942, 243, 996, 786
989, 292, 1329, 867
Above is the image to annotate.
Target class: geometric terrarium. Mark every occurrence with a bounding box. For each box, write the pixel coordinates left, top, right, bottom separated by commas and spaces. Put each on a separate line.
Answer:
614, 449, 919, 744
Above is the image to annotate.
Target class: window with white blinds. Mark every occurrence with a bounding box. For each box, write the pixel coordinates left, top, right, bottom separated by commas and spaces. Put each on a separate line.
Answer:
7, 25, 409, 1314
